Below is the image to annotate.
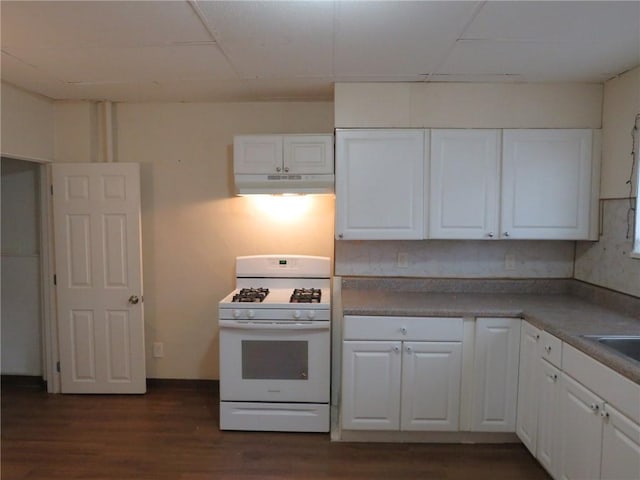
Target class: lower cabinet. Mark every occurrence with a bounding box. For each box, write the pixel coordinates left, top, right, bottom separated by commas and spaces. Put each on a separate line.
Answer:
558, 344, 640, 480
536, 359, 561, 478
341, 341, 402, 430
558, 373, 604, 480
341, 316, 463, 432
471, 317, 521, 432
516, 321, 562, 478
600, 403, 640, 480
341, 340, 462, 431
516, 322, 640, 480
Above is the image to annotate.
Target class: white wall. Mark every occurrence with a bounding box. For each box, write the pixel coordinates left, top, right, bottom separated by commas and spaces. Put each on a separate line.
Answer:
599, 66, 640, 199
333, 82, 603, 280
54, 100, 335, 380
1, 158, 42, 375
53, 101, 98, 163
1, 82, 54, 160
575, 66, 640, 297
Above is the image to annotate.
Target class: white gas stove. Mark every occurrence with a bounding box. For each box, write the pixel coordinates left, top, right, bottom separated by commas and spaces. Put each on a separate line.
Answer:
218, 255, 331, 432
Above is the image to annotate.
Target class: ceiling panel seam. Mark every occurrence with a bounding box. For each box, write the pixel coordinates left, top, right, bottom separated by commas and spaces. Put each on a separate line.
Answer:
426, 0, 488, 82
188, 0, 241, 79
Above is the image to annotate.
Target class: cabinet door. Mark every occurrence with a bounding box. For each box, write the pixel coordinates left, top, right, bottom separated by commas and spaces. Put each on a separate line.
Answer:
472, 318, 521, 432
401, 341, 462, 431
234, 135, 283, 174
601, 404, 640, 480
283, 135, 333, 174
501, 129, 593, 239
516, 321, 541, 454
341, 341, 402, 430
537, 359, 561, 479
335, 129, 425, 240
558, 373, 603, 480
429, 129, 500, 239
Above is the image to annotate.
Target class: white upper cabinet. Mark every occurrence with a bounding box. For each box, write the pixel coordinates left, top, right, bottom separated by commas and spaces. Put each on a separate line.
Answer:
283, 135, 334, 174
429, 129, 500, 239
335, 129, 426, 240
334, 128, 599, 240
234, 134, 333, 175
501, 129, 597, 240
234, 135, 283, 174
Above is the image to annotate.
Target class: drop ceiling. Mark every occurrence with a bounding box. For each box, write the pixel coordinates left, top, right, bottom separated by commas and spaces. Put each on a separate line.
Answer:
1, 0, 639, 102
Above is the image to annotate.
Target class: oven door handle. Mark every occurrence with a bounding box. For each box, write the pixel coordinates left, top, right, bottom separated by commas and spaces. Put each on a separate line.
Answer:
219, 320, 329, 331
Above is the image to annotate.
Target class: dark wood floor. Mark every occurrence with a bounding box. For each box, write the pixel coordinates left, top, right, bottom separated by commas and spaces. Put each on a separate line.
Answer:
1, 383, 550, 480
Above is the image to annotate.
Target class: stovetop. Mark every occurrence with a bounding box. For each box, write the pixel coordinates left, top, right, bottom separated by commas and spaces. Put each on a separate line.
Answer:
220, 287, 329, 309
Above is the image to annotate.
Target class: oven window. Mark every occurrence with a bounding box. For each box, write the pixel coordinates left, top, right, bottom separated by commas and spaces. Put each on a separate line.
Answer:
241, 340, 308, 380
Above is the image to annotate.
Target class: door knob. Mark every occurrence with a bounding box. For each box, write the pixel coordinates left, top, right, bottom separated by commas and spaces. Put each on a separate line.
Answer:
128, 295, 140, 305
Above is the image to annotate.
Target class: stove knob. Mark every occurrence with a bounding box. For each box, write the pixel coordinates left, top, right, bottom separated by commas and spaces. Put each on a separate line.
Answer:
306, 310, 316, 320
247, 310, 255, 319
293, 310, 302, 319
232, 309, 241, 319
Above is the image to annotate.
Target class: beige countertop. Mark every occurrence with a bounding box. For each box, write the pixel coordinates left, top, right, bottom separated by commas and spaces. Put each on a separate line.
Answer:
341, 289, 640, 384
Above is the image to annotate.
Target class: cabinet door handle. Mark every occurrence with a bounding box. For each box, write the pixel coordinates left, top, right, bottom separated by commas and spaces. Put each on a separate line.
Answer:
545, 345, 552, 353
503, 231, 510, 237
486, 232, 494, 238
284, 166, 289, 173
393, 346, 400, 353
400, 327, 407, 335
600, 410, 610, 419
406, 346, 412, 353
276, 166, 282, 172
547, 373, 558, 382
589, 403, 600, 412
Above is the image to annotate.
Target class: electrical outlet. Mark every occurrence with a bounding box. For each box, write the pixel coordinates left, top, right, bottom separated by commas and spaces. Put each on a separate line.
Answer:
397, 252, 409, 268
505, 253, 516, 271
152, 342, 164, 358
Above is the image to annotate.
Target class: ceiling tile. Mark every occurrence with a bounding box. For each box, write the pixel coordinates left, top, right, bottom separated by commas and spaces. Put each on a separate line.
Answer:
3, 44, 236, 84
333, 1, 479, 76
439, 37, 640, 82
1, 0, 212, 48
196, 0, 334, 78
464, 1, 640, 44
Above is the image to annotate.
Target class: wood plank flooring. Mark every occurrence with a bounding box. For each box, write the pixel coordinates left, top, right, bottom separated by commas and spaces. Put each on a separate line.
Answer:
1, 383, 550, 480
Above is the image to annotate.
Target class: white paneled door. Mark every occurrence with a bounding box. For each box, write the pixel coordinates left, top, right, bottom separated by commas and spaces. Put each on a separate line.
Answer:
52, 163, 145, 394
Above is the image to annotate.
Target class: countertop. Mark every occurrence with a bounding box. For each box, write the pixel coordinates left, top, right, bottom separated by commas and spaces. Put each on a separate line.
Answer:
341, 289, 640, 384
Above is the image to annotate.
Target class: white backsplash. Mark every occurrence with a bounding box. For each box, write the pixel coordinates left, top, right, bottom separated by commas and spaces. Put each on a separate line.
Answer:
575, 198, 640, 298
335, 240, 575, 278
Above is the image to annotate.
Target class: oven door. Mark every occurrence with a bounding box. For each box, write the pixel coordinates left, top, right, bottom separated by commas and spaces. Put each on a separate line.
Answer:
219, 320, 330, 403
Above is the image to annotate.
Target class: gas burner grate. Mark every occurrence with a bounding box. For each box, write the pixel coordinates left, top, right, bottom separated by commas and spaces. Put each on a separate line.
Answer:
290, 288, 322, 303
232, 288, 270, 303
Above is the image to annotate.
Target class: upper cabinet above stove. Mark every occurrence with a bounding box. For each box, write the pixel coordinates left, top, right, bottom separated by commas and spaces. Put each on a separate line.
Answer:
233, 134, 334, 195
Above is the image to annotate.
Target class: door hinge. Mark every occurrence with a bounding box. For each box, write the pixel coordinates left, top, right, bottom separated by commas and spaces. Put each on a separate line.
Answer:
53, 274, 57, 285
56, 361, 60, 373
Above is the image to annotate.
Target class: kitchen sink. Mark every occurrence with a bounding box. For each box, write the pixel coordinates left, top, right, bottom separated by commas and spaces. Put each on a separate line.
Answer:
582, 335, 640, 363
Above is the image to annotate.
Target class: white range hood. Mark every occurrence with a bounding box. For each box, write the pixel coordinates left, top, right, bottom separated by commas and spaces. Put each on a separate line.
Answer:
233, 134, 334, 195
234, 172, 334, 195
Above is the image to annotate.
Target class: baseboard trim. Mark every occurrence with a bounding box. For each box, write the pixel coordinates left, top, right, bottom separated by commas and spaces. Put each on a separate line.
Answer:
146, 378, 219, 392
1, 375, 46, 389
